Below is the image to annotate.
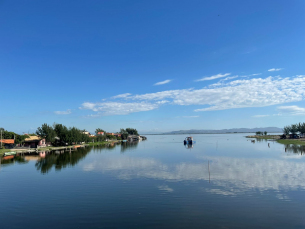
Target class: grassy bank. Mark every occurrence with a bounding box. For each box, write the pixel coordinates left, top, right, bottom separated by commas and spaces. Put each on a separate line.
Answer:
0, 148, 11, 155
246, 135, 280, 139
276, 139, 305, 145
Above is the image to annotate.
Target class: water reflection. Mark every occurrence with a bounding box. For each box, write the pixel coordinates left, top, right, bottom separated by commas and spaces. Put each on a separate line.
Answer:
82, 154, 305, 197
284, 144, 305, 155
0, 155, 28, 167
120, 142, 139, 153
184, 143, 194, 149
35, 147, 92, 174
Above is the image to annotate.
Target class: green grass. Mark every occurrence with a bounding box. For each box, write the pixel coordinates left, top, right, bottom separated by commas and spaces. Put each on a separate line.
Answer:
87, 140, 121, 146
276, 139, 305, 145
246, 135, 279, 139
0, 148, 11, 155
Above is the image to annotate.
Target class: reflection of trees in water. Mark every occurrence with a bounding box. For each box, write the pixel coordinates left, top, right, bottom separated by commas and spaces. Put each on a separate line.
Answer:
121, 142, 139, 153
0, 156, 28, 167
35, 147, 92, 174
285, 144, 305, 155
255, 138, 268, 143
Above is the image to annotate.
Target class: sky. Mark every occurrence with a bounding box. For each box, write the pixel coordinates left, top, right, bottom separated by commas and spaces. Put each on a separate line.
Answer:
1, 0, 305, 134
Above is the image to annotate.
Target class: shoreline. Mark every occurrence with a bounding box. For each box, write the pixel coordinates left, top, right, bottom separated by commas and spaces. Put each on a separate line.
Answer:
246, 135, 305, 145
0, 140, 122, 156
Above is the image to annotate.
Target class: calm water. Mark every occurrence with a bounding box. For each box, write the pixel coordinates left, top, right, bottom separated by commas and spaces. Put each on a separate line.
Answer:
1, 134, 305, 228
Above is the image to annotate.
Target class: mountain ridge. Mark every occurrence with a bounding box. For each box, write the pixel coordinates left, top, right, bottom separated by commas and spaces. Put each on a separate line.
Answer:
161, 127, 282, 135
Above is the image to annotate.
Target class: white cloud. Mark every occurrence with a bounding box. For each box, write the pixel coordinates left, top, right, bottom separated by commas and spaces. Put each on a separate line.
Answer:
82, 155, 305, 193
277, 105, 305, 115
111, 93, 131, 99
268, 68, 283, 72
154, 79, 171, 86
158, 185, 173, 192
80, 101, 159, 115
130, 76, 305, 112
222, 75, 238, 81
80, 75, 305, 115
252, 115, 270, 118
54, 109, 71, 115
195, 73, 231, 81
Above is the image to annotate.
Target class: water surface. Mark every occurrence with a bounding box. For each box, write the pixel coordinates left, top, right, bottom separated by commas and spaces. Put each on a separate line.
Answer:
1, 134, 305, 228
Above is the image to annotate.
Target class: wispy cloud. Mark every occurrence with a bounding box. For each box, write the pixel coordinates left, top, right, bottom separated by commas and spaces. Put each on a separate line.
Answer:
111, 93, 131, 99
81, 75, 305, 116
80, 102, 159, 115
54, 109, 71, 115
158, 185, 173, 192
268, 68, 283, 72
277, 105, 305, 115
195, 73, 231, 81
154, 79, 171, 86
222, 75, 238, 81
252, 115, 270, 118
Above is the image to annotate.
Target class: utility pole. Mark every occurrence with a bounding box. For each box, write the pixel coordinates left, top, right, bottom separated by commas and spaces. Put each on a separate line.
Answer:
1, 129, 2, 148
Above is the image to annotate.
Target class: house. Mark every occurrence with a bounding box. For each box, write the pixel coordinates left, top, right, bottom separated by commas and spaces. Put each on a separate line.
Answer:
82, 131, 90, 135
113, 134, 121, 137
127, 135, 141, 142
106, 133, 114, 135
0, 139, 15, 148
97, 132, 104, 135
24, 135, 47, 148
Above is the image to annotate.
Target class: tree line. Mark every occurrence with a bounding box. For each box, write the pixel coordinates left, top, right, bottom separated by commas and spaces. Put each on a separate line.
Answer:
36, 124, 139, 145
1, 125, 140, 148
255, 131, 268, 136
283, 123, 305, 135
36, 123, 91, 145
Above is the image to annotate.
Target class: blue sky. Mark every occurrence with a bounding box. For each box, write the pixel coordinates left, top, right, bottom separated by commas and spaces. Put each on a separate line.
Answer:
1, 0, 305, 134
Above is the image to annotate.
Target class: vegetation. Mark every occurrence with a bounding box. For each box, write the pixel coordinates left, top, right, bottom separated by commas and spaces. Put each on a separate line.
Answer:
283, 122, 305, 135
0, 127, 28, 148
36, 123, 91, 146
277, 139, 305, 146
255, 131, 268, 136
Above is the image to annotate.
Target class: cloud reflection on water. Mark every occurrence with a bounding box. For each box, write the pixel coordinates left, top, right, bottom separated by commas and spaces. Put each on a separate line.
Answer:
83, 155, 305, 195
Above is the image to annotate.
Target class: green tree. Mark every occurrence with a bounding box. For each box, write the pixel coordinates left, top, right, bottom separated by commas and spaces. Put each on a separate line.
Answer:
290, 124, 298, 135
125, 128, 139, 135
264, 131, 267, 136
95, 128, 106, 135
120, 128, 128, 140
283, 126, 290, 135
298, 122, 305, 135
36, 124, 56, 143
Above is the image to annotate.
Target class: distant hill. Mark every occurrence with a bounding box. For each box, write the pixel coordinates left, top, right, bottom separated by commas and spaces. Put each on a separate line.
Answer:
163, 127, 282, 135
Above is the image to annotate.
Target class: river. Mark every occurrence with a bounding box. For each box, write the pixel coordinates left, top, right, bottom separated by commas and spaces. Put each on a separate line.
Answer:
1, 134, 305, 228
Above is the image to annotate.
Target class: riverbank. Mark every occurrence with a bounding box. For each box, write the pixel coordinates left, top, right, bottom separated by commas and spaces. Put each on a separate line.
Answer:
246, 135, 280, 139
246, 135, 305, 145
0, 141, 121, 156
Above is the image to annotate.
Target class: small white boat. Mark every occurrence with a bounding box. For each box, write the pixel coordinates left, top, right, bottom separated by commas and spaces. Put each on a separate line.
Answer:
3, 151, 16, 157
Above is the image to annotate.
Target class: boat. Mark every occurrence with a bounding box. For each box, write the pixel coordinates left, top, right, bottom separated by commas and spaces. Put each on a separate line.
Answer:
3, 151, 16, 157
184, 137, 195, 145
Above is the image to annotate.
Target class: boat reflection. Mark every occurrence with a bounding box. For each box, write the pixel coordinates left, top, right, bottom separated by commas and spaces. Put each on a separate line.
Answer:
0, 155, 29, 168
184, 143, 194, 149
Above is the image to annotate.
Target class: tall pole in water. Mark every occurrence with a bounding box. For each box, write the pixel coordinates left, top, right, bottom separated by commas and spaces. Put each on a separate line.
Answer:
1, 129, 2, 148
